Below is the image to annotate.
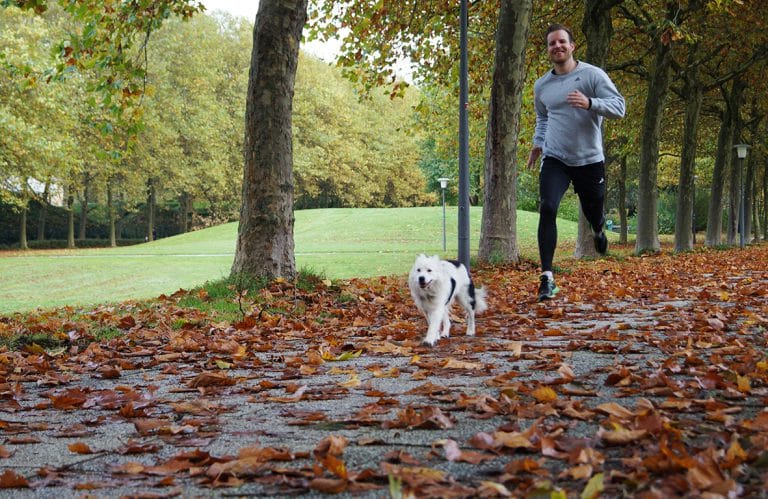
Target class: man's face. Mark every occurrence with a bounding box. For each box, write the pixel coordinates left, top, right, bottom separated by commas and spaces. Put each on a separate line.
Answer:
547, 29, 574, 64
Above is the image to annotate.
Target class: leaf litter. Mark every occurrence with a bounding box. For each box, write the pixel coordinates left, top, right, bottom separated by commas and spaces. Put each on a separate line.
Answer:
0, 245, 766, 496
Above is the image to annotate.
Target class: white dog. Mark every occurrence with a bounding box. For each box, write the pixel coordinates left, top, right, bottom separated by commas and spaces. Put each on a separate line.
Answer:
408, 254, 488, 346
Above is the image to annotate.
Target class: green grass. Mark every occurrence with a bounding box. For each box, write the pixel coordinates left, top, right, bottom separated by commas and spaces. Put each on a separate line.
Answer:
0, 207, 580, 314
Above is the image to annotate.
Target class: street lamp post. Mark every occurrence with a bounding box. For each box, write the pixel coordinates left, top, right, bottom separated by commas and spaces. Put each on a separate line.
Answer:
734, 144, 750, 248
438, 178, 450, 252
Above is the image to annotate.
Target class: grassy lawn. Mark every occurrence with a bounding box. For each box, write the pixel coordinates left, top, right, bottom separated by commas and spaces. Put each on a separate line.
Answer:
0, 207, 583, 314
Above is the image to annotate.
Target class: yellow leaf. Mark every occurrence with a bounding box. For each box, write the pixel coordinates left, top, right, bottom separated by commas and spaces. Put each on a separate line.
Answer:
532, 386, 558, 403
215, 359, 232, 369
737, 375, 751, 393
321, 349, 363, 361
339, 374, 361, 388
580, 472, 604, 499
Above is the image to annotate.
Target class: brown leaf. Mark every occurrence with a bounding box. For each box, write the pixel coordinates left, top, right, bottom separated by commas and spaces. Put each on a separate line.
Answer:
0, 470, 29, 488
308, 477, 348, 494
68, 442, 94, 454
187, 371, 236, 388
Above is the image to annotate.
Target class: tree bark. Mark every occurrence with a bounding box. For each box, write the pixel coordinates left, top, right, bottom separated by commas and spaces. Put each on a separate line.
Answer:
634, 19, 673, 254
19, 202, 28, 250
231, 0, 308, 280
107, 179, 117, 247
618, 154, 628, 244
146, 178, 156, 242
66, 190, 75, 249
37, 182, 49, 241
674, 44, 703, 252
478, 0, 532, 263
576, 0, 622, 258
705, 81, 743, 246
78, 172, 91, 241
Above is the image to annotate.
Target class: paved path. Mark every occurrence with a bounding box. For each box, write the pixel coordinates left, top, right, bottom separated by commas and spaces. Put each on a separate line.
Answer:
1, 246, 767, 497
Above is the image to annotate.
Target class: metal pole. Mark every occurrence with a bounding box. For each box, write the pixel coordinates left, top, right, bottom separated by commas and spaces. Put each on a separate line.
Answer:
442, 188, 447, 252
458, 0, 470, 269
739, 157, 745, 248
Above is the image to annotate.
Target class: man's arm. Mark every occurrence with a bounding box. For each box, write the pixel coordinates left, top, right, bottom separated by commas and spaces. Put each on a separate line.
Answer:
588, 69, 625, 119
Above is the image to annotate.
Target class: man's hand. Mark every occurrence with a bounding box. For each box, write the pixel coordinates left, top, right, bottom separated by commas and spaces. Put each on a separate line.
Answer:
566, 90, 590, 110
527, 146, 542, 170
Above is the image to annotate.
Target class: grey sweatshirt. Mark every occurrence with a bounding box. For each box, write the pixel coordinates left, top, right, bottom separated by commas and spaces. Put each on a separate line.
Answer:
532, 61, 625, 166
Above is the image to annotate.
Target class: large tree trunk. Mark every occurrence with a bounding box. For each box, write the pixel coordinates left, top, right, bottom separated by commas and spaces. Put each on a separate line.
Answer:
577, 0, 622, 258
478, 0, 532, 263
231, 0, 307, 280
706, 80, 743, 246
634, 21, 673, 254
727, 120, 745, 245
674, 45, 703, 252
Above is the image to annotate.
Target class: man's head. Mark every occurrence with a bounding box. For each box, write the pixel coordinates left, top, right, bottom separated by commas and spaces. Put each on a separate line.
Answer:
546, 24, 575, 66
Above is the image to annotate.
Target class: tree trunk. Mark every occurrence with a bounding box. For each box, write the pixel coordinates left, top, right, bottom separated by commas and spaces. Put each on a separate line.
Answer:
674, 46, 703, 252
37, 182, 49, 241
576, 0, 621, 258
706, 80, 743, 246
66, 191, 75, 249
19, 203, 28, 250
634, 22, 673, 254
180, 191, 191, 234
107, 179, 117, 247
617, 154, 628, 244
478, 0, 532, 263
763, 163, 768, 240
231, 0, 308, 280
78, 173, 91, 241
146, 178, 156, 242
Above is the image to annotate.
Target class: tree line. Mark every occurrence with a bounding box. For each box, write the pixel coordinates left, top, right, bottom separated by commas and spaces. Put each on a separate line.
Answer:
2, 0, 767, 281
0, 4, 430, 248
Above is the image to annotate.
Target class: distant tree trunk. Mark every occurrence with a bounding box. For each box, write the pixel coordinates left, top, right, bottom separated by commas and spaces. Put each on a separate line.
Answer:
478, 0, 532, 263
634, 18, 673, 254
78, 172, 91, 241
37, 182, 49, 241
146, 178, 156, 242
66, 191, 75, 249
674, 44, 703, 253
763, 164, 768, 240
180, 191, 191, 233
618, 154, 628, 244
576, 0, 622, 258
19, 202, 28, 250
706, 80, 743, 246
727, 124, 744, 246
107, 179, 116, 247
744, 150, 754, 243
231, 0, 308, 279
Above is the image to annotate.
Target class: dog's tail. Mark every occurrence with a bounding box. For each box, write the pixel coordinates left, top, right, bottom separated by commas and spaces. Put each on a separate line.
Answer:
473, 286, 488, 314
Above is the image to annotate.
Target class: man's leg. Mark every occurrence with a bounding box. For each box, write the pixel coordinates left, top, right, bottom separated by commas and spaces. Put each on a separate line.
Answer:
538, 158, 572, 273
572, 161, 608, 253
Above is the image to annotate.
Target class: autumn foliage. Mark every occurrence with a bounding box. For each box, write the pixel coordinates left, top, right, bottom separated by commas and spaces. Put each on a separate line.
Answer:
0, 244, 767, 496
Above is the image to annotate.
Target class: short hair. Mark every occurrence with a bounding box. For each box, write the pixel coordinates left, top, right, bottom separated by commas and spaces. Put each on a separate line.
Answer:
546, 24, 574, 44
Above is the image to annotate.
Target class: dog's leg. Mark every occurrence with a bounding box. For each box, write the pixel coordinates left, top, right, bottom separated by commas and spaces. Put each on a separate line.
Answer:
440, 309, 451, 338
424, 310, 443, 346
457, 294, 475, 336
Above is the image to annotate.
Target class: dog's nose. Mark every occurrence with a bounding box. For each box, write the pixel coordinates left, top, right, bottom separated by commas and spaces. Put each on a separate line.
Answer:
419, 276, 426, 284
